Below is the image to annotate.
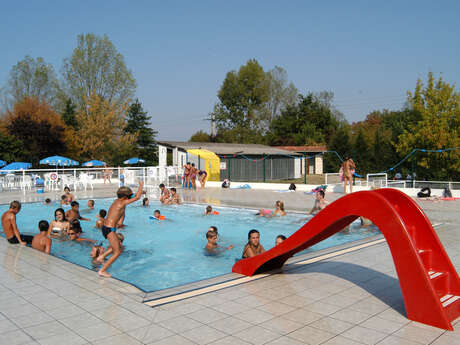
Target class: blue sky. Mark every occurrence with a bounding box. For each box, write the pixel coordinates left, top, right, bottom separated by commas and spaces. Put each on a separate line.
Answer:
1, 1, 459, 140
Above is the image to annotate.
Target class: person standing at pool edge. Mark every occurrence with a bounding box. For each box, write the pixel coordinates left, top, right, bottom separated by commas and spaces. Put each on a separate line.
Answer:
98, 180, 144, 278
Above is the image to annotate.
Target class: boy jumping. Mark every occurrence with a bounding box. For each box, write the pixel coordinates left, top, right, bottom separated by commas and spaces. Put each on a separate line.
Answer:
98, 180, 144, 278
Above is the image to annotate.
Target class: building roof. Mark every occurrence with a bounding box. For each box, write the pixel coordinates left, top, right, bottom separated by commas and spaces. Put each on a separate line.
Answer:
275, 145, 327, 153
157, 141, 301, 156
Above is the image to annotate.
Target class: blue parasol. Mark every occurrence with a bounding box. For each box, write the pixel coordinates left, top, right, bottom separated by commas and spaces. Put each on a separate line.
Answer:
82, 160, 106, 167
0, 162, 32, 172
40, 155, 79, 166
123, 157, 145, 164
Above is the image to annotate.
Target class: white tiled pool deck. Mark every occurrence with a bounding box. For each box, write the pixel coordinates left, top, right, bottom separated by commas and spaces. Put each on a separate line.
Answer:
0, 185, 460, 344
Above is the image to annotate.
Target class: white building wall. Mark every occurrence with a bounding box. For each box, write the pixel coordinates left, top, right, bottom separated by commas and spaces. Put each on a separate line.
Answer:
294, 158, 301, 178
315, 155, 323, 174
158, 145, 167, 167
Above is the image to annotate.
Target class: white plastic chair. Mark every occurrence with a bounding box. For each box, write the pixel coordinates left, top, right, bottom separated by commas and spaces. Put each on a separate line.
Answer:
61, 175, 77, 191
78, 173, 93, 191
20, 176, 32, 190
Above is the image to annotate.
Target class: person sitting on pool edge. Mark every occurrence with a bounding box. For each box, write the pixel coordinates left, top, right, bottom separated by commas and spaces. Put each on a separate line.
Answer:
242, 229, 265, 258
32, 220, 52, 254
159, 183, 170, 204
205, 226, 233, 252
142, 197, 149, 207
275, 234, 286, 246
166, 188, 181, 205
309, 189, 329, 215
98, 180, 144, 278
204, 205, 219, 215
96, 209, 107, 228
1, 201, 34, 245
66, 201, 90, 222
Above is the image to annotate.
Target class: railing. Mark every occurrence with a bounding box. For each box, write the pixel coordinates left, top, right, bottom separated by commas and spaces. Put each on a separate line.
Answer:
324, 173, 341, 185
367, 173, 388, 188
0, 166, 184, 193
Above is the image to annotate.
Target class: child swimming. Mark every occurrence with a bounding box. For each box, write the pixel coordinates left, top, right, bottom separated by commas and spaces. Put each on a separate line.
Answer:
151, 210, 165, 220
204, 205, 219, 215
205, 226, 233, 252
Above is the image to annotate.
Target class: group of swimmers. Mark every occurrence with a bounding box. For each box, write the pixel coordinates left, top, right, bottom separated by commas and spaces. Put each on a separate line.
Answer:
1, 178, 333, 278
182, 162, 208, 190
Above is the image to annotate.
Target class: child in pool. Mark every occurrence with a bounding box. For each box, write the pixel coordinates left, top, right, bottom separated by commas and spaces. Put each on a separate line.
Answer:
242, 229, 265, 258
205, 227, 233, 252
204, 205, 219, 215
142, 197, 149, 207
96, 233, 124, 261
90, 244, 105, 259
275, 234, 286, 246
152, 210, 165, 220
68, 219, 95, 243
272, 201, 286, 216
96, 209, 107, 229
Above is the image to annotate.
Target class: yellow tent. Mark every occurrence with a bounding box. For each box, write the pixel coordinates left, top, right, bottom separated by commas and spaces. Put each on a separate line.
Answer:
187, 149, 220, 181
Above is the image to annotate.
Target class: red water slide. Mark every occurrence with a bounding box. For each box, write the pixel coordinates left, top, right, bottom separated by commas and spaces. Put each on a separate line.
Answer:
232, 189, 460, 330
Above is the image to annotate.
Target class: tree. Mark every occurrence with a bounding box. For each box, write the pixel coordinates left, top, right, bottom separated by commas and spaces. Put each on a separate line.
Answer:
124, 99, 157, 164
6, 98, 68, 165
263, 66, 298, 124
325, 124, 351, 172
0, 132, 25, 162
71, 93, 136, 164
61, 98, 78, 130
61, 33, 136, 110
352, 127, 371, 174
5, 56, 58, 106
189, 130, 211, 142
213, 59, 269, 142
396, 72, 460, 180
267, 93, 340, 146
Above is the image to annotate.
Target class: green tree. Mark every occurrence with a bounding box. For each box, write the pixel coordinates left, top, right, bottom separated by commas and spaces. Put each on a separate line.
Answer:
189, 130, 211, 142
352, 127, 371, 174
6, 56, 58, 106
61, 33, 136, 110
267, 93, 340, 146
213, 59, 269, 142
61, 98, 78, 130
124, 99, 157, 164
263, 66, 298, 125
396, 72, 460, 180
325, 124, 351, 172
0, 132, 25, 162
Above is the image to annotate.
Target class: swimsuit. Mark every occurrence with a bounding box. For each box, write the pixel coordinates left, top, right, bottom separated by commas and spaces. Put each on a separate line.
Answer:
7, 235, 34, 244
101, 225, 117, 239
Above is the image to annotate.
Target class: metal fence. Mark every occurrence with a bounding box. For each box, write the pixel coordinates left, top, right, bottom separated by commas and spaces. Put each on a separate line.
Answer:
219, 156, 296, 182
0, 166, 183, 193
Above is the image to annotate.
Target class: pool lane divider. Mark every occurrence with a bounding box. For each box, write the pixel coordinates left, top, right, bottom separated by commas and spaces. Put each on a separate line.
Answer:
144, 236, 387, 307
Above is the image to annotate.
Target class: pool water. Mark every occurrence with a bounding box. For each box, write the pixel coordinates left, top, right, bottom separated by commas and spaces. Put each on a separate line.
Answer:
0, 199, 380, 292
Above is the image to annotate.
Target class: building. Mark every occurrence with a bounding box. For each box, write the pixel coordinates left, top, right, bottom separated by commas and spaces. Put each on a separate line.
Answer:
275, 146, 326, 175
157, 141, 302, 182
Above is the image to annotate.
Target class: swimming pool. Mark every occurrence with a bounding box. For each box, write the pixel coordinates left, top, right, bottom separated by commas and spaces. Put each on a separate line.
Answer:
0, 199, 380, 292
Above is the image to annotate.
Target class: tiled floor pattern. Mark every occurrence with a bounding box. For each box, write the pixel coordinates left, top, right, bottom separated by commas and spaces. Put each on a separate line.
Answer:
1, 223, 460, 344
